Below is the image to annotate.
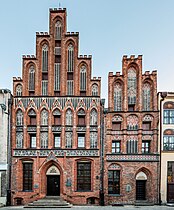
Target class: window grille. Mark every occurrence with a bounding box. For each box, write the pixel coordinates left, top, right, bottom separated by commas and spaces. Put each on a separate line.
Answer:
42, 80, 48, 95
67, 80, 74, 95
77, 162, 91, 191
54, 63, 60, 91
127, 140, 138, 154
23, 162, 33, 191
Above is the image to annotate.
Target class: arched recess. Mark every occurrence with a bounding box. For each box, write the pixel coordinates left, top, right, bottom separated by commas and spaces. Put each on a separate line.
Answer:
40, 160, 63, 196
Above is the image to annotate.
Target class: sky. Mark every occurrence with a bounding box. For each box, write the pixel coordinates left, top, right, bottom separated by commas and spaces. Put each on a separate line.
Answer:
0, 0, 174, 105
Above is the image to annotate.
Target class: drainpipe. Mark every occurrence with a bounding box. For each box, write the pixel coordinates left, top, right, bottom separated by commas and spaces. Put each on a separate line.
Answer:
6, 95, 12, 206
100, 99, 105, 206
159, 92, 167, 205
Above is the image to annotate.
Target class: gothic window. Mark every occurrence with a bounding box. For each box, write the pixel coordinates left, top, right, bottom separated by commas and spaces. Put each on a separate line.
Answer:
68, 44, 74, 72
54, 63, 61, 91
143, 83, 151, 111
127, 139, 138, 154
108, 170, 120, 194
90, 132, 97, 148
40, 132, 48, 148
16, 109, 23, 126
92, 84, 98, 96
127, 115, 138, 130
30, 134, 36, 148
41, 109, 48, 125
80, 65, 86, 91
114, 83, 122, 111
42, 44, 48, 72
23, 162, 33, 191
77, 162, 91, 191
28, 109, 36, 125
163, 102, 174, 124
55, 21, 62, 40
29, 65, 35, 91
16, 132, 23, 148
54, 134, 61, 148
90, 109, 97, 126
78, 109, 85, 126
16, 84, 22, 96
66, 109, 73, 126
65, 132, 72, 148
128, 68, 137, 105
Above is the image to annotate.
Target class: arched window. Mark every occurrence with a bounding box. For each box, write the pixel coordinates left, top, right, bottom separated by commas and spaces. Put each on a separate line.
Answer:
128, 68, 137, 105
163, 129, 174, 151
143, 83, 151, 111
29, 65, 35, 91
66, 109, 73, 125
90, 109, 97, 126
28, 109, 36, 125
55, 21, 62, 40
41, 109, 48, 125
114, 83, 122, 111
16, 84, 22, 96
16, 109, 23, 126
68, 44, 74, 72
80, 65, 86, 91
92, 84, 98, 96
42, 44, 48, 72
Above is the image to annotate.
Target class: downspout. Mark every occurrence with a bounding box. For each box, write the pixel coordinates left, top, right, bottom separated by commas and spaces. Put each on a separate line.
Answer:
159, 92, 167, 205
100, 99, 105, 206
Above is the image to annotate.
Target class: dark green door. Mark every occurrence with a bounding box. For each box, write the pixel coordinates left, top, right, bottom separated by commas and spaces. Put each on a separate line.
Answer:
47, 175, 60, 196
136, 180, 146, 200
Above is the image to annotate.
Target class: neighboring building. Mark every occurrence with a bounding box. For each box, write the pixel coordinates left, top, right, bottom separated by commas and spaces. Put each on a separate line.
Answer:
0, 89, 12, 205
104, 55, 159, 205
11, 8, 101, 205
158, 92, 174, 204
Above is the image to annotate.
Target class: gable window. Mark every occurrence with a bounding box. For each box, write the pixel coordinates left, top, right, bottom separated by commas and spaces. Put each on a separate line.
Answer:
142, 141, 150, 153
108, 170, 120, 194
23, 162, 33, 191
92, 84, 98, 96
29, 65, 35, 92
80, 65, 86, 92
55, 21, 62, 40
16, 84, 22, 96
128, 68, 137, 105
77, 162, 91, 191
114, 83, 122, 111
112, 141, 121, 153
68, 44, 74, 72
54, 63, 61, 91
78, 134, 85, 148
42, 44, 48, 72
143, 83, 151, 111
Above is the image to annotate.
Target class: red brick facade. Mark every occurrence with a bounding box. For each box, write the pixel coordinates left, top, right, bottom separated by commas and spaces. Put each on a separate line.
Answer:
104, 55, 159, 205
11, 8, 101, 205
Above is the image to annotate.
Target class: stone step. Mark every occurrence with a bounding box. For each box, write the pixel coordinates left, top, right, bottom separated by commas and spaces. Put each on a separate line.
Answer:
24, 196, 72, 208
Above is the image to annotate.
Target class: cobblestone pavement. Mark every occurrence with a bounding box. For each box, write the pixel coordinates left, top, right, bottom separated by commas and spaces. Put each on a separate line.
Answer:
1, 205, 174, 210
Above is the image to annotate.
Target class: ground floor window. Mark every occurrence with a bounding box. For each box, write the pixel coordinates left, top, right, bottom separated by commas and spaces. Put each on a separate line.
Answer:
108, 170, 120, 194
77, 162, 91, 191
167, 161, 174, 203
23, 162, 33, 191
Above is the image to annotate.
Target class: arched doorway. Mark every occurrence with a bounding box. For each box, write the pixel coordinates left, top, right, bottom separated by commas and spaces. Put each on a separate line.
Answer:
136, 171, 147, 200
46, 165, 60, 196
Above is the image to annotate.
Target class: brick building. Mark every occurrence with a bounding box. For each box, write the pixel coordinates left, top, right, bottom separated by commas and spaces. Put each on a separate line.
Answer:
11, 8, 102, 205
103, 55, 159, 205
158, 92, 174, 204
